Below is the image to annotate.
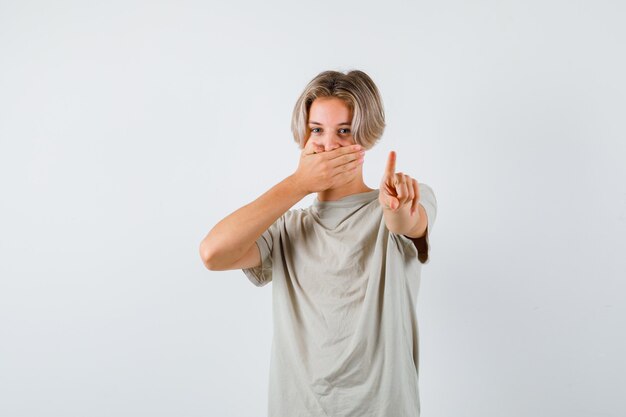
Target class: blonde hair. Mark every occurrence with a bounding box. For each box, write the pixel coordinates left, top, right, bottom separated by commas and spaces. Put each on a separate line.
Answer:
291, 69, 386, 150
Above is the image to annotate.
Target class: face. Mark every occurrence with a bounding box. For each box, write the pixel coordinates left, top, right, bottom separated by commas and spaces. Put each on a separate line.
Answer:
305, 97, 356, 152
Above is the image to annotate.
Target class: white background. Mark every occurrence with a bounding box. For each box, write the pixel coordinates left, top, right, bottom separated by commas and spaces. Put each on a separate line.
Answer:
1, 1, 624, 416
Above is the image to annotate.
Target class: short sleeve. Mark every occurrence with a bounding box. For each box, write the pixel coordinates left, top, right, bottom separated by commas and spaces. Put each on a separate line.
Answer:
241, 216, 282, 287
404, 182, 437, 264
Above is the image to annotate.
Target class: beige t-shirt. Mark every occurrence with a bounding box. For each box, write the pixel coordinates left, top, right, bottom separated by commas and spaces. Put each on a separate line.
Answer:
242, 184, 437, 417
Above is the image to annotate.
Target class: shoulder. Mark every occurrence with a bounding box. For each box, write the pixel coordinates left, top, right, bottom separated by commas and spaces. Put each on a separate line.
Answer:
272, 207, 311, 231
418, 182, 437, 207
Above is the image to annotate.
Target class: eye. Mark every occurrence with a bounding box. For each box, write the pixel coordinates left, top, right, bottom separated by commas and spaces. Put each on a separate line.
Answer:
339, 128, 351, 134
310, 127, 321, 133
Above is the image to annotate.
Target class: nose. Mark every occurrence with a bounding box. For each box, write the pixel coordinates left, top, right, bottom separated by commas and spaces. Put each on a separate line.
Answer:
314, 133, 343, 152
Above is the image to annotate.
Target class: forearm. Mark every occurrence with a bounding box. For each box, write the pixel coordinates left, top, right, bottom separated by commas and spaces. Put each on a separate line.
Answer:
200, 174, 308, 268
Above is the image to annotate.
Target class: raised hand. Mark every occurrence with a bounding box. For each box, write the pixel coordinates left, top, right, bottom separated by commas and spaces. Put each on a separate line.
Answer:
292, 140, 366, 195
379, 150, 420, 216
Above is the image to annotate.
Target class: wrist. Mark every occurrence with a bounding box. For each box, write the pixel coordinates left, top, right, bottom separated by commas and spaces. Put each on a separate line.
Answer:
382, 203, 414, 234
285, 174, 310, 199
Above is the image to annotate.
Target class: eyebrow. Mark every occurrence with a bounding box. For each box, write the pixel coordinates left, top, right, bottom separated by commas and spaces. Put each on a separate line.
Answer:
308, 121, 351, 126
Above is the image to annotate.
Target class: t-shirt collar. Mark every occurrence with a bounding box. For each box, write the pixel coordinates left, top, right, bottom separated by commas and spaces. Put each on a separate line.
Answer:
313, 189, 380, 209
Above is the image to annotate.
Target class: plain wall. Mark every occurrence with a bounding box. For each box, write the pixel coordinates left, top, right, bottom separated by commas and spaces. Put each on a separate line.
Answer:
1, 0, 624, 416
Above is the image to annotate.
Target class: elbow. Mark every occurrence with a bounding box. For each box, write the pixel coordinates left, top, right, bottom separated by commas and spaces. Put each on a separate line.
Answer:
199, 239, 219, 271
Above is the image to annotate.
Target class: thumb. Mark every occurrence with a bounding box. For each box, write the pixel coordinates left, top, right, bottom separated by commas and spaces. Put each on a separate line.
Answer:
303, 139, 322, 155
381, 190, 399, 210
387, 196, 399, 210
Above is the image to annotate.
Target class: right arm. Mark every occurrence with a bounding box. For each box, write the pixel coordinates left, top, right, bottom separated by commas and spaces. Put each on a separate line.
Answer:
199, 174, 308, 271
199, 142, 364, 271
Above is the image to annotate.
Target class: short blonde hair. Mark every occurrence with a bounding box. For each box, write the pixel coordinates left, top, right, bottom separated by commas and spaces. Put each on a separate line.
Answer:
291, 70, 386, 150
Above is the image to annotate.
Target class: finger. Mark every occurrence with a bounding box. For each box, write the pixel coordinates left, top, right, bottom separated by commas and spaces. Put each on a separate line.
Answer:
336, 149, 365, 169
386, 195, 399, 210
333, 160, 360, 183
410, 178, 419, 216
302, 138, 323, 155
331, 153, 364, 176
393, 173, 401, 199
304, 146, 322, 156
379, 176, 399, 210
405, 174, 415, 203
394, 172, 408, 203
329, 144, 363, 160
381, 180, 396, 198
384, 151, 396, 177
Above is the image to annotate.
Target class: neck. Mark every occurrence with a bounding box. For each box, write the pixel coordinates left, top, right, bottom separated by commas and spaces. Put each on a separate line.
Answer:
316, 175, 375, 202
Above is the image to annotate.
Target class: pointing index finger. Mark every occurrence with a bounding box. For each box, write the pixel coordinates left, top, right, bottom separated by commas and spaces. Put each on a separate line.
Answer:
385, 151, 396, 176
